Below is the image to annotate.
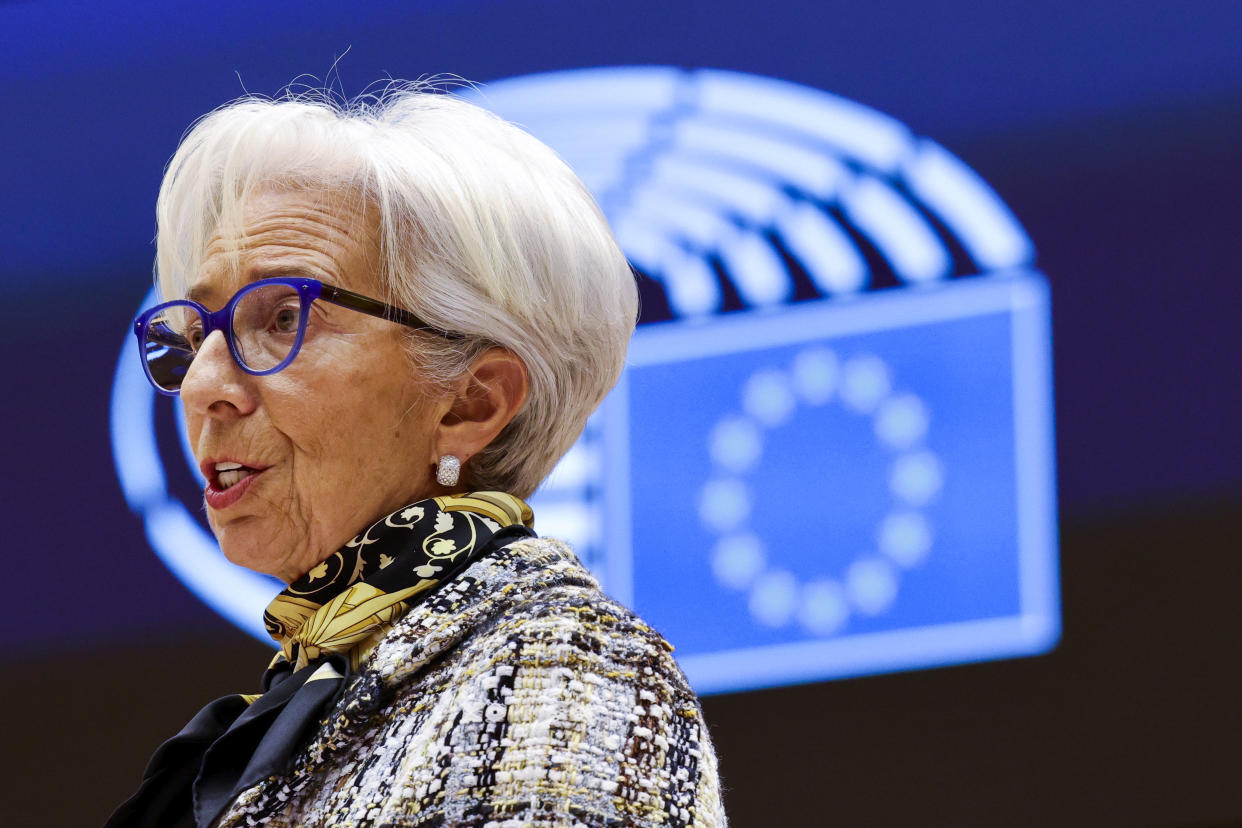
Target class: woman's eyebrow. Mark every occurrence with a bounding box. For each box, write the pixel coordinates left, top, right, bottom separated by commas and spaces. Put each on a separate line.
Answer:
250, 263, 320, 279
185, 283, 217, 305
184, 267, 340, 303
249, 264, 343, 289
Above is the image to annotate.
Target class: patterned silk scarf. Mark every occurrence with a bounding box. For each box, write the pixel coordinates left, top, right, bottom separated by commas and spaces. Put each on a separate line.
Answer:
106, 492, 534, 828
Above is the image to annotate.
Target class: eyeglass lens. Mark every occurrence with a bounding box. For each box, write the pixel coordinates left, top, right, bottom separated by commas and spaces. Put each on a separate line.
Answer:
142, 283, 305, 392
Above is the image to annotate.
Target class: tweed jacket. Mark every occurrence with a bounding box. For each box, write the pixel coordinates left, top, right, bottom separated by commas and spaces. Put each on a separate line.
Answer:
214, 537, 727, 827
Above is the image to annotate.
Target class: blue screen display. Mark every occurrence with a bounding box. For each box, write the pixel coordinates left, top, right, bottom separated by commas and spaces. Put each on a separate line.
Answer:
594, 273, 1059, 692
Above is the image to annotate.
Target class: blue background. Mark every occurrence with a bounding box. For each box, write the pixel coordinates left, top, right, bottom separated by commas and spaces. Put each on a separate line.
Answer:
2, 2, 1241, 825
628, 299, 1023, 655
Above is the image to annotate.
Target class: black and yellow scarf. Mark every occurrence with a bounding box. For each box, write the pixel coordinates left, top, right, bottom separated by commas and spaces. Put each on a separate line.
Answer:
106, 492, 534, 828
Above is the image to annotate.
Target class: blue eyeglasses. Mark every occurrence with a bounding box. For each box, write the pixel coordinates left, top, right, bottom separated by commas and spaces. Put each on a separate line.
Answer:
134, 276, 461, 395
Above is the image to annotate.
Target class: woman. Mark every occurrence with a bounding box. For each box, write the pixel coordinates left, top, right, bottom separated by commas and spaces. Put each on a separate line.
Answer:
107, 85, 726, 828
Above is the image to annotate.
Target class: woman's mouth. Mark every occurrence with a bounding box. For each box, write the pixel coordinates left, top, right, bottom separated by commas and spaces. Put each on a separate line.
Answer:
203, 460, 267, 510
216, 463, 255, 489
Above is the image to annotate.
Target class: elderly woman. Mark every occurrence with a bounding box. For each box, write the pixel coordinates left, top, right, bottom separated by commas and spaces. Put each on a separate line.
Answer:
107, 86, 725, 828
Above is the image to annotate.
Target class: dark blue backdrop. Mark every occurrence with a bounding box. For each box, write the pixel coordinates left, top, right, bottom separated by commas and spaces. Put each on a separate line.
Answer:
2, 0, 1240, 656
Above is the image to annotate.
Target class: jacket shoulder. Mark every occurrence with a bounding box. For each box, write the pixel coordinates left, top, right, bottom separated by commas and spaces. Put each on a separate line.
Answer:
374, 539, 728, 827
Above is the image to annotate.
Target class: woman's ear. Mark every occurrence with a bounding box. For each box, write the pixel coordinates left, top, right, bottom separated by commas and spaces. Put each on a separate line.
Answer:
433, 347, 528, 471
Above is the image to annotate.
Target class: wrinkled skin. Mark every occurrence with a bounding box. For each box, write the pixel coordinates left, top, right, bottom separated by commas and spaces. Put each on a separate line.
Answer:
180, 188, 449, 583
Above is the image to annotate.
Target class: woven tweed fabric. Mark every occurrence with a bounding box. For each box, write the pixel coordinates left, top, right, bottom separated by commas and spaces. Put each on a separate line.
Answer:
215, 537, 727, 828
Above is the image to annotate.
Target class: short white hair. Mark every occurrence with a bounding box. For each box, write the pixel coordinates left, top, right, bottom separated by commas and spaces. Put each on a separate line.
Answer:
155, 83, 637, 497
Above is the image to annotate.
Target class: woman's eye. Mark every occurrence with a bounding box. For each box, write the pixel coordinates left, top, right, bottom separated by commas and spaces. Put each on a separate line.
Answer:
272, 306, 300, 333
187, 323, 205, 351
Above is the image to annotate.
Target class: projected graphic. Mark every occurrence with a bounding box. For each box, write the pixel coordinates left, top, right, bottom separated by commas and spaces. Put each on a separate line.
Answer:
604, 274, 1057, 692
112, 67, 1059, 692
463, 66, 1033, 316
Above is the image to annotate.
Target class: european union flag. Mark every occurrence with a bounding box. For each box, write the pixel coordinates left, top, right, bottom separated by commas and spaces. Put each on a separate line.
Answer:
599, 271, 1059, 692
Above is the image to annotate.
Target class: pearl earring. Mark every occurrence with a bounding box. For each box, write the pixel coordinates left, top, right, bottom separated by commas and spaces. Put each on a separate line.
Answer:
436, 454, 461, 487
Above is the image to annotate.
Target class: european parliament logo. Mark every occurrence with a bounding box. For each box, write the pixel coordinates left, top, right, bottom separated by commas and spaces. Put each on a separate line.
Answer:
112, 67, 1059, 694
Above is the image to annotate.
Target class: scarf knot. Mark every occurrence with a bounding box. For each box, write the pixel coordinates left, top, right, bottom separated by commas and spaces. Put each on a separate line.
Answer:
264, 491, 533, 670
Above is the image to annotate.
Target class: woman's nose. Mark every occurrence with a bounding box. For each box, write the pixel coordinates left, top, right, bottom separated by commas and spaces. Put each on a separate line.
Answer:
179, 329, 257, 417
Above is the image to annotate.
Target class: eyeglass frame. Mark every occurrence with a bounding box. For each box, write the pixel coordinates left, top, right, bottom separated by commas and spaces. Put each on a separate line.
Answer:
133, 276, 463, 396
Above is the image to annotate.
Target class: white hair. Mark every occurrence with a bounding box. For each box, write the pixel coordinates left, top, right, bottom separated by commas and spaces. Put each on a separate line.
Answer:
155, 83, 638, 497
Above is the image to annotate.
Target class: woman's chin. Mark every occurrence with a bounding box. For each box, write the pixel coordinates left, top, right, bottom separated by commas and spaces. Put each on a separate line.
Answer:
217, 529, 289, 581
